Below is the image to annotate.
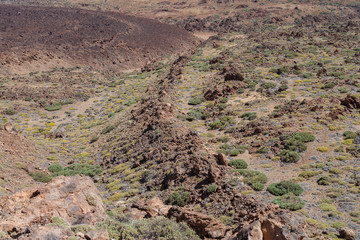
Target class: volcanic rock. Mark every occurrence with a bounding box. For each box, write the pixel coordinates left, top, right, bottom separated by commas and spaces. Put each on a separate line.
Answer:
0, 175, 107, 238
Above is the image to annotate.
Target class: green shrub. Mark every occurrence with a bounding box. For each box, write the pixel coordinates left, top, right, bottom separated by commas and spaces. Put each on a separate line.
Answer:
256, 146, 268, 154
273, 193, 305, 211
186, 109, 208, 121
90, 136, 99, 144
48, 164, 64, 173
5, 108, 16, 115
52, 163, 103, 177
280, 150, 300, 163
237, 88, 245, 94
330, 221, 347, 229
324, 82, 337, 89
229, 159, 248, 169
285, 139, 307, 152
299, 170, 321, 179
338, 87, 348, 93
237, 169, 267, 190
240, 112, 257, 120
208, 116, 234, 130
166, 187, 189, 207
216, 103, 227, 110
238, 145, 248, 154
98, 216, 200, 240
49, 217, 69, 227
188, 98, 204, 105
302, 72, 312, 78
45, 103, 63, 111
29, 172, 52, 183
292, 132, 316, 143
319, 203, 337, 212
252, 182, 265, 191
101, 125, 116, 134
219, 98, 228, 103
229, 149, 240, 156
125, 99, 137, 106
278, 84, 289, 92
267, 181, 303, 196
0, 231, 8, 238
207, 184, 217, 193
31, 164, 103, 182
280, 132, 316, 163
317, 176, 331, 185
71, 224, 95, 234
343, 131, 357, 139
217, 136, 230, 143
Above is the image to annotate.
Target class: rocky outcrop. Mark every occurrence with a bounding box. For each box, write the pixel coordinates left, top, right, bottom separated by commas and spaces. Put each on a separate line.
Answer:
341, 94, 360, 109
233, 210, 307, 240
132, 197, 171, 218
168, 207, 232, 239
131, 197, 231, 239
222, 65, 244, 81
0, 175, 107, 239
339, 227, 356, 240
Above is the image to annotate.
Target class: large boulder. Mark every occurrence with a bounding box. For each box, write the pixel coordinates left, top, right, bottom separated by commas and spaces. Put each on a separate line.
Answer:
0, 175, 107, 239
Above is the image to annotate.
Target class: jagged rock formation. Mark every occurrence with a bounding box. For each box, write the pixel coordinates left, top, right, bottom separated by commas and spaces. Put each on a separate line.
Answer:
0, 175, 107, 239
101, 54, 309, 239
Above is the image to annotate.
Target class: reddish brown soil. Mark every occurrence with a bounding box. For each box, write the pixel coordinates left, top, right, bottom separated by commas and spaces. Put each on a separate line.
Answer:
0, 4, 199, 74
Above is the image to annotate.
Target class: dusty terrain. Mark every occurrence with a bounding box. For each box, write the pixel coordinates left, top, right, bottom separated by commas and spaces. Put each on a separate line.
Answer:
0, 4, 199, 74
0, 0, 360, 240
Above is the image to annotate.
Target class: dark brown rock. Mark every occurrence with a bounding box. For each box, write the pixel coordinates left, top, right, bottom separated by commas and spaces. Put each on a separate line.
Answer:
339, 227, 356, 240
222, 65, 244, 81
214, 153, 229, 166
341, 95, 360, 109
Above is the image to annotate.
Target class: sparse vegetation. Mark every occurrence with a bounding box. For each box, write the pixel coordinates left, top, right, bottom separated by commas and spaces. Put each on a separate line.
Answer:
267, 181, 303, 196
229, 159, 248, 169
273, 193, 305, 211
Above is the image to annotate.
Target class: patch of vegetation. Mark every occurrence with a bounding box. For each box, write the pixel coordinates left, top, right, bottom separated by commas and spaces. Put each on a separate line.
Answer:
98, 214, 200, 240
240, 112, 257, 120
273, 193, 305, 211
101, 125, 116, 134
5, 108, 16, 115
237, 169, 267, 191
30, 163, 103, 183
166, 187, 189, 207
343, 131, 357, 139
29, 172, 52, 183
279, 150, 300, 163
45, 99, 74, 111
317, 176, 331, 185
299, 170, 321, 179
186, 108, 208, 121
280, 132, 315, 163
71, 225, 96, 234
207, 184, 217, 193
229, 159, 248, 169
291, 132, 316, 143
330, 221, 347, 229
317, 146, 329, 152
49, 217, 69, 227
188, 98, 204, 105
208, 116, 234, 130
267, 181, 303, 196
50, 163, 103, 177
